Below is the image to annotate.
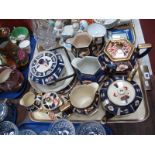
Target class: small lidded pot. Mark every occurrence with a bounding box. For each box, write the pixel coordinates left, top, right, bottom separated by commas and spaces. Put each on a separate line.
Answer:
10, 27, 29, 42
29, 50, 64, 85
19, 92, 42, 112
42, 92, 63, 111
102, 38, 152, 74
71, 56, 105, 83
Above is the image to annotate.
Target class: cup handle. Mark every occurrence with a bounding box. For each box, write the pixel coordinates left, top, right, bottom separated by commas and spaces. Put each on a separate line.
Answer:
137, 43, 152, 58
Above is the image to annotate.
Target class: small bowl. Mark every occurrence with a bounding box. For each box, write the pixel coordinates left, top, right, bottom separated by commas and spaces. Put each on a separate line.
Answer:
10, 27, 29, 41
0, 121, 19, 135
19, 129, 37, 135
76, 121, 106, 135
49, 119, 75, 135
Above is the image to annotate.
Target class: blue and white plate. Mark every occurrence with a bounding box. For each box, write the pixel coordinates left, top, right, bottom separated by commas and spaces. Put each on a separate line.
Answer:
0, 121, 19, 135
30, 50, 64, 85
49, 119, 75, 135
19, 129, 37, 135
76, 121, 106, 135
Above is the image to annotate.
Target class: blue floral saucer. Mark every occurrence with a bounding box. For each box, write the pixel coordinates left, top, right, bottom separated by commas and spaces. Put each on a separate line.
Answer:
76, 121, 106, 135
49, 119, 75, 135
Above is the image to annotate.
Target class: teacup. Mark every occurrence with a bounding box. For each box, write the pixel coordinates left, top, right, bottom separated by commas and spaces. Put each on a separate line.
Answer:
20, 92, 42, 112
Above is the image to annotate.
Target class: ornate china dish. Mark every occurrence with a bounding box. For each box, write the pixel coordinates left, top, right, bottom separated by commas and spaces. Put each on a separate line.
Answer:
29, 47, 75, 93
100, 76, 143, 116
29, 50, 64, 85
42, 92, 63, 111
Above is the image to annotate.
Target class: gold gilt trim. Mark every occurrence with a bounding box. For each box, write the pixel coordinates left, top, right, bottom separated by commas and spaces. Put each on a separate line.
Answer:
138, 43, 152, 49
104, 38, 135, 62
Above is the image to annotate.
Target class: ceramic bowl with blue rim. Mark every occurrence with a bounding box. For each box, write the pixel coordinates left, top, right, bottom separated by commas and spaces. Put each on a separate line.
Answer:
100, 76, 143, 116
29, 50, 64, 85
19, 129, 37, 135
76, 121, 106, 135
0, 121, 19, 135
49, 119, 75, 135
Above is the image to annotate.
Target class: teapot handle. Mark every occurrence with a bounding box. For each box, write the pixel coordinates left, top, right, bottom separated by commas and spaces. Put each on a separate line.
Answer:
137, 43, 152, 58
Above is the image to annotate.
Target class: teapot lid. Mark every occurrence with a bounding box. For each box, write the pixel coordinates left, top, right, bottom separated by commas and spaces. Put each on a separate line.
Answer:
100, 77, 143, 115
107, 80, 136, 106
104, 39, 134, 62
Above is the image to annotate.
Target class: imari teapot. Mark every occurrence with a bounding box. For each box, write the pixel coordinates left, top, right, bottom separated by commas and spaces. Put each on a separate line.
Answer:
99, 38, 152, 74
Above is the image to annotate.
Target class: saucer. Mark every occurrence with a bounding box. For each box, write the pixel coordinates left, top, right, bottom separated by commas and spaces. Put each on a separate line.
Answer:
87, 23, 106, 38
49, 119, 75, 135
76, 121, 106, 135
